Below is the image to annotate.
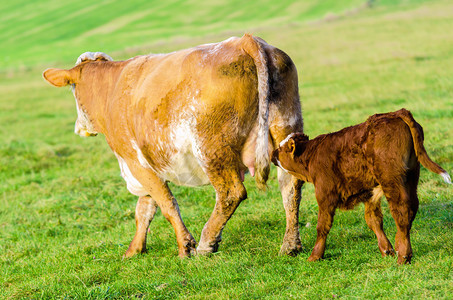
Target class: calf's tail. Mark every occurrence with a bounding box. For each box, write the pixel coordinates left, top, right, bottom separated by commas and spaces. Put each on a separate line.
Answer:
241, 34, 270, 190
396, 108, 451, 184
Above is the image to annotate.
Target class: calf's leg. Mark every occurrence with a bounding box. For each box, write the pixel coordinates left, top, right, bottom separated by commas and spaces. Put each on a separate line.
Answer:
364, 187, 394, 257
309, 192, 336, 261
383, 183, 419, 264
278, 169, 303, 256
124, 195, 158, 258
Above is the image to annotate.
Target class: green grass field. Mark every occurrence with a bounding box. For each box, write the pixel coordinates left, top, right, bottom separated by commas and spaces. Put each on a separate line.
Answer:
1, 0, 452, 298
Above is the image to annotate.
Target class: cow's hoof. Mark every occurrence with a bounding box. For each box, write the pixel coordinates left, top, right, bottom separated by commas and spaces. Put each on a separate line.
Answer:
196, 249, 213, 256
123, 247, 146, 259
196, 242, 220, 256
196, 245, 218, 255
279, 241, 302, 257
189, 245, 197, 257
196, 246, 217, 256
383, 249, 395, 256
179, 238, 198, 258
123, 240, 147, 259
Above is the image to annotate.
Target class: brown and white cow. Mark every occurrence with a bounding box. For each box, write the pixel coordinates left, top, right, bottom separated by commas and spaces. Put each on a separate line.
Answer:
43, 34, 304, 257
272, 109, 451, 264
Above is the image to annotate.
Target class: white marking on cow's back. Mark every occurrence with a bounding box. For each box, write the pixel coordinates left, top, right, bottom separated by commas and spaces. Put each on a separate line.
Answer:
114, 153, 148, 197
279, 133, 295, 147
441, 172, 452, 184
131, 140, 152, 169
75, 52, 113, 65
201, 37, 236, 51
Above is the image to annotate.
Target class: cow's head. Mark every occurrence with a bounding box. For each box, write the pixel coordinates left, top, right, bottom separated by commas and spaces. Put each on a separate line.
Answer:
271, 132, 309, 175
42, 52, 113, 137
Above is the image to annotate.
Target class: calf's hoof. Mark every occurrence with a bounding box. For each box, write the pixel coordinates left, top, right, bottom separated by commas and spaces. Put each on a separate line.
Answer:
397, 254, 412, 265
307, 254, 322, 262
383, 249, 395, 257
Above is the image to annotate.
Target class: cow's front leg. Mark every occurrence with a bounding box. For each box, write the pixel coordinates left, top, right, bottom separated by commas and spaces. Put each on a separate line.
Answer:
127, 161, 197, 257
124, 195, 158, 258
278, 169, 304, 256
152, 184, 197, 257
197, 168, 247, 254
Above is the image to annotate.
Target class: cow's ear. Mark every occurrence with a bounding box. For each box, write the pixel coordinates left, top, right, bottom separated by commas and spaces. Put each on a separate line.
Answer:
287, 138, 296, 156
42, 68, 75, 87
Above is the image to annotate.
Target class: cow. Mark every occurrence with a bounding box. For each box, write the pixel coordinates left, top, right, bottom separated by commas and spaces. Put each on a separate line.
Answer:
271, 108, 451, 264
43, 34, 304, 258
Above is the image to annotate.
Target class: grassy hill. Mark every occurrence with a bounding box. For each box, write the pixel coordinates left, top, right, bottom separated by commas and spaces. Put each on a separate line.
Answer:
1, 0, 452, 298
1, 0, 365, 70
0, 0, 434, 70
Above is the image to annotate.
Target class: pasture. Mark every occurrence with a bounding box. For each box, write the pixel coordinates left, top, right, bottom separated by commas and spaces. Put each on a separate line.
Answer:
1, 0, 452, 298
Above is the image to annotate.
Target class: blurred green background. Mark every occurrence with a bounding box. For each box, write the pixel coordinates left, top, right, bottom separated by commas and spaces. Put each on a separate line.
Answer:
1, 0, 452, 298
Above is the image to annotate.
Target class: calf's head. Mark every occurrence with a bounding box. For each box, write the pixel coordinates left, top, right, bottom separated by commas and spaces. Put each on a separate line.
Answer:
272, 132, 309, 176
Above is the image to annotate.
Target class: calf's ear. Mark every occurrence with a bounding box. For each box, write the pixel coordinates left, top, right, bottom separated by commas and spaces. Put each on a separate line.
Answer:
42, 68, 75, 87
287, 138, 296, 157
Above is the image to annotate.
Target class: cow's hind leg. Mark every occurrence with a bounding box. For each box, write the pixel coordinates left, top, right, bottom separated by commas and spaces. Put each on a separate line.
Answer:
197, 164, 247, 254
364, 187, 394, 257
278, 169, 304, 256
124, 195, 158, 258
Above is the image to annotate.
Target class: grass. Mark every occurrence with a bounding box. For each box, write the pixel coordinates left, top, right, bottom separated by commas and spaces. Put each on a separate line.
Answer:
1, 0, 452, 298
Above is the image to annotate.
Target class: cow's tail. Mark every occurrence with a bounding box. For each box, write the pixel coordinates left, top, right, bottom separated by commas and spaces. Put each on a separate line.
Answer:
396, 108, 451, 184
242, 34, 270, 190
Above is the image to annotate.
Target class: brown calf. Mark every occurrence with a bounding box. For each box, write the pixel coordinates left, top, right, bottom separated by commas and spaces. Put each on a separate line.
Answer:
272, 109, 451, 264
